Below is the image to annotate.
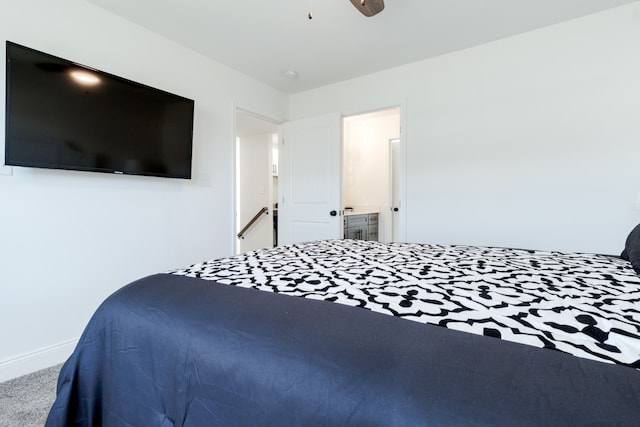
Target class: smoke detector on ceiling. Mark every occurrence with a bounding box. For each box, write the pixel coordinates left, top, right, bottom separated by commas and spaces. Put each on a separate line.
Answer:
283, 70, 298, 80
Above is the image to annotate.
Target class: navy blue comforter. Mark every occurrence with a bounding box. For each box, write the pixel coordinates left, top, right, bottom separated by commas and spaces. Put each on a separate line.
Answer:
46, 273, 640, 426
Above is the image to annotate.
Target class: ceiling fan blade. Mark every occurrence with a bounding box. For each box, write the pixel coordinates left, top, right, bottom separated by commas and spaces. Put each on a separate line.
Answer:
349, 0, 385, 17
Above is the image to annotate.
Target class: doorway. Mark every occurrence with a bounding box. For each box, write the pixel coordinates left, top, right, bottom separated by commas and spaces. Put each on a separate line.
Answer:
342, 107, 401, 242
239, 106, 403, 250
235, 110, 279, 254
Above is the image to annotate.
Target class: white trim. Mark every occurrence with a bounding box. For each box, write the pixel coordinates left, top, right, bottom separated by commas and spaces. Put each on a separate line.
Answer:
398, 99, 408, 243
235, 107, 283, 126
0, 338, 77, 382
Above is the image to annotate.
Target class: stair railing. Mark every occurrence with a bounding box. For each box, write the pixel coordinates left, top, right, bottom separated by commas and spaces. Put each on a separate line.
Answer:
237, 207, 269, 239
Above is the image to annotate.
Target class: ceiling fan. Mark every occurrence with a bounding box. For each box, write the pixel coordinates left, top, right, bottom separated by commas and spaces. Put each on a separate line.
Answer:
349, 0, 385, 17
308, 0, 384, 19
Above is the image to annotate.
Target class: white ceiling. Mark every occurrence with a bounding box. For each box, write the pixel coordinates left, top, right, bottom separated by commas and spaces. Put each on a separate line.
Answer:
85, 0, 637, 94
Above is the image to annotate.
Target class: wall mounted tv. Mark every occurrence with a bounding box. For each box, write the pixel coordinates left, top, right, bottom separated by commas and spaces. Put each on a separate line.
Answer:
4, 41, 194, 179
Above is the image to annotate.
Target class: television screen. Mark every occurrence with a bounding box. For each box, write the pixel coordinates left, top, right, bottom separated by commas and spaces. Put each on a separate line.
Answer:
4, 41, 194, 179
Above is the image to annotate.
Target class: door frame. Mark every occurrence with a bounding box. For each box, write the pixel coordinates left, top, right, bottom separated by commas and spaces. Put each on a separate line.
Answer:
342, 102, 407, 243
232, 105, 283, 255
233, 100, 407, 252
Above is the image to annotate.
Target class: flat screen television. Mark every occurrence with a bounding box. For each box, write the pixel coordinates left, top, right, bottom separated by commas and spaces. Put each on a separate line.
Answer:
4, 41, 194, 179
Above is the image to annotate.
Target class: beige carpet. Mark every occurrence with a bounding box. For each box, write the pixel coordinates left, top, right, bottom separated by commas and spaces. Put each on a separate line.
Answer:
0, 364, 61, 427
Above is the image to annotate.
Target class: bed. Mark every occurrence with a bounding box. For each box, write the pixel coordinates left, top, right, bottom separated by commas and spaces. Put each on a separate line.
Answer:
46, 232, 640, 426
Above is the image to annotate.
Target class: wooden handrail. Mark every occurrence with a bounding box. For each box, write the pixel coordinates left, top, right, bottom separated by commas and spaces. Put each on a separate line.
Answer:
237, 207, 269, 239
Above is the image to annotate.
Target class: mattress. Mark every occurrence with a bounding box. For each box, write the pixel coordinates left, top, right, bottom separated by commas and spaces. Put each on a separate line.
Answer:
173, 239, 640, 367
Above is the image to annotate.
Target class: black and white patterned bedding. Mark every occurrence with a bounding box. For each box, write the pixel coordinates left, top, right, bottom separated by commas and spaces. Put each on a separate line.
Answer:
171, 239, 640, 368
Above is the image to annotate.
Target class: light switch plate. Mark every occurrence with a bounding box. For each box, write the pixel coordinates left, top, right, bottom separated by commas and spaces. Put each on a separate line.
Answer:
196, 172, 212, 187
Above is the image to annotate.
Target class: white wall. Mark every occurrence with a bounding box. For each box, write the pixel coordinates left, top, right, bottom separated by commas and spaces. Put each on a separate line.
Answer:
291, 3, 640, 255
0, 0, 288, 381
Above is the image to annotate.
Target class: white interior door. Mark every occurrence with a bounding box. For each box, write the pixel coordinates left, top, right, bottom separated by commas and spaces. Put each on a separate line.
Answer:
279, 113, 342, 245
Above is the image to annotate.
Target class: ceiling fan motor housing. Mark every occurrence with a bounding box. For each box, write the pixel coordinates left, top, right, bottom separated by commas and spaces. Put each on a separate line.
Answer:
349, 0, 384, 17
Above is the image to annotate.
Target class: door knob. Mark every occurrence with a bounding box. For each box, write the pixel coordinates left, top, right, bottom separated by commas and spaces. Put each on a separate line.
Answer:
329, 210, 337, 216
393, 207, 399, 212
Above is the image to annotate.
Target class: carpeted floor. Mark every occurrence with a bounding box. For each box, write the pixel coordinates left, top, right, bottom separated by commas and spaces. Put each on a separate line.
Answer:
0, 364, 61, 427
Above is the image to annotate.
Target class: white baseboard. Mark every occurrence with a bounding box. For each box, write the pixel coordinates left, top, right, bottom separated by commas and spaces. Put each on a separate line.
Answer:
0, 339, 78, 382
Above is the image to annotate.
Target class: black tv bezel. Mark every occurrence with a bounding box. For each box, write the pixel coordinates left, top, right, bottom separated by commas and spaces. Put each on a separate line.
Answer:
4, 41, 195, 180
